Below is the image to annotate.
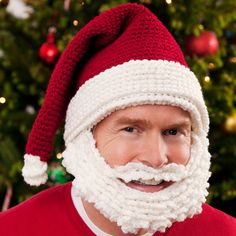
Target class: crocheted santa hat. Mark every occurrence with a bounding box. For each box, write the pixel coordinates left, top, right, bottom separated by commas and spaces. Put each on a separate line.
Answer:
22, 3, 209, 186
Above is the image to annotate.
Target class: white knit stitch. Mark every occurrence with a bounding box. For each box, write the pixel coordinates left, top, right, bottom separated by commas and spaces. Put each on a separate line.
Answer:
22, 154, 48, 186
114, 163, 188, 183
62, 130, 211, 234
64, 60, 209, 145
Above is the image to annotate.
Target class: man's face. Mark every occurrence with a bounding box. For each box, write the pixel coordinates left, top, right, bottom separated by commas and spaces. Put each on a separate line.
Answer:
93, 104, 192, 193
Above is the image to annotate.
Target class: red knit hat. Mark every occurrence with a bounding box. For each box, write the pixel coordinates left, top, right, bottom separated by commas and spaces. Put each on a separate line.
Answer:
22, 3, 209, 186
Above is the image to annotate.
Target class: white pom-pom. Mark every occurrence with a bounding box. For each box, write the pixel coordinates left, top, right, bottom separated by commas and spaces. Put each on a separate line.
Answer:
22, 154, 48, 186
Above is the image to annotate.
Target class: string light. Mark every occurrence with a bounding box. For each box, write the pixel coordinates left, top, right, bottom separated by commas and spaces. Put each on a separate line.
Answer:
73, 20, 79, 26
198, 24, 204, 30
166, 0, 172, 4
0, 97, 6, 104
204, 75, 211, 83
56, 153, 63, 159
226, 190, 236, 196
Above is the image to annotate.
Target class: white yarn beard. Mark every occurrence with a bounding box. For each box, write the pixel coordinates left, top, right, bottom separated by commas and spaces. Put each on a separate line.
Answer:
62, 130, 211, 234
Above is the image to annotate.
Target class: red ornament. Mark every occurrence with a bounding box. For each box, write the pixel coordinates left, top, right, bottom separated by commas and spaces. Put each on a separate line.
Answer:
185, 30, 219, 57
39, 27, 60, 64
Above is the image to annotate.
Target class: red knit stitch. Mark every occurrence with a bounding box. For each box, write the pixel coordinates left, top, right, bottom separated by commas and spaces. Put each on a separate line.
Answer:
25, 3, 187, 162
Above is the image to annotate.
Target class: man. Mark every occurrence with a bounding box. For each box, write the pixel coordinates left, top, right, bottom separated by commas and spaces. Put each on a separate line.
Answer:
0, 3, 235, 236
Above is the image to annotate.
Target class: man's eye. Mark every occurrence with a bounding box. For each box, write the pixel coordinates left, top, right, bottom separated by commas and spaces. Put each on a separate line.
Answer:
163, 129, 178, 135
123, 127, 135, 133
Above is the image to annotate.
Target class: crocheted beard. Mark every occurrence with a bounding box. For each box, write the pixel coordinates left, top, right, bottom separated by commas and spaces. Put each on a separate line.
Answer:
62, 129, 211, 234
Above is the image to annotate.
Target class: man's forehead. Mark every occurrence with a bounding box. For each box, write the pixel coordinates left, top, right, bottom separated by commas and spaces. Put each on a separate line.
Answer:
98, 104, 191, 127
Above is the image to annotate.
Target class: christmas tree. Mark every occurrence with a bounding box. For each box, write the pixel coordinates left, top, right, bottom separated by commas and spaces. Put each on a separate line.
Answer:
0, 0, 236, 216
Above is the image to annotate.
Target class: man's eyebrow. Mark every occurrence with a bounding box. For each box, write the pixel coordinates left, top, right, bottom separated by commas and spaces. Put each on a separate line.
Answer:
113, 117, 191, 129
165, 120, 192, 129
114, 117, 152, 128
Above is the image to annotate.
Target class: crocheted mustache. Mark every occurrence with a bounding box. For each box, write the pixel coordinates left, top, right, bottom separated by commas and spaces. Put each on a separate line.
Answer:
113, 162, 189, 184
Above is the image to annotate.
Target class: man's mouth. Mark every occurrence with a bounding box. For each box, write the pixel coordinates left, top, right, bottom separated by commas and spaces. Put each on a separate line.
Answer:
119, 178, 174, 193
131, 178, 164, 185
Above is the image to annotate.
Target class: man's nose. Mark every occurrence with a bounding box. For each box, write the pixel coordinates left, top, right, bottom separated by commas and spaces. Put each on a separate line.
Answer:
138, 134, 168, 168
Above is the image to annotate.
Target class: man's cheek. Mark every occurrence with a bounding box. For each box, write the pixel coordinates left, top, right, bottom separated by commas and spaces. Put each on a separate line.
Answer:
168, 145, 191, 165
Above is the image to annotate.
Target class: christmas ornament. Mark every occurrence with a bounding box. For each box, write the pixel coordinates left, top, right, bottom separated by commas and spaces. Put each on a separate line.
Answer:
224, 112, 236, 133
229, 57, 236, 63
185, 30, 219, 57
0, 0, 9, 7
25, 105, 35, 115
225, 30, 233, 39
225, 30, 236, 44
208, 62, 216, 70
48, 162, 69, 184
64, 0, 71, 11
39, 27, 60, 65
1, 185, 13, 211
6, 0, 33, 19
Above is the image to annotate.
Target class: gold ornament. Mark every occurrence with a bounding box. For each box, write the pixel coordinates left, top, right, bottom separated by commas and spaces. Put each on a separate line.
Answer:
229, 57, 236, 63
224, 112, 236, 133
208, 63, 216, 70
0, 0, 9, 7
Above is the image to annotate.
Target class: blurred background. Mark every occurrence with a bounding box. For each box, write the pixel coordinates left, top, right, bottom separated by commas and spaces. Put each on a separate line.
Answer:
0, 0, 236, 216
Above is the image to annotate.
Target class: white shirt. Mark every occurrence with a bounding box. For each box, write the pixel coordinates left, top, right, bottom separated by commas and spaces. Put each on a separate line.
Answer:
71, 186, 152, 236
